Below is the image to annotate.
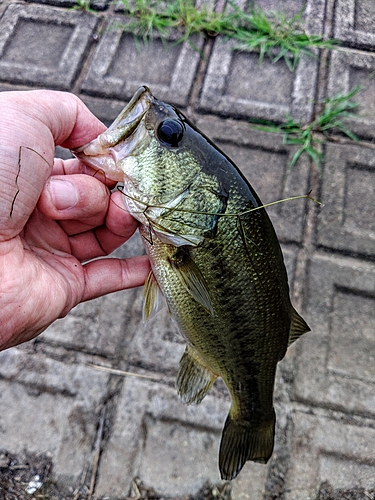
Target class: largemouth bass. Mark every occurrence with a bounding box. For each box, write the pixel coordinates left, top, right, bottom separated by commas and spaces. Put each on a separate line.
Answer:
73, 86, 310, 480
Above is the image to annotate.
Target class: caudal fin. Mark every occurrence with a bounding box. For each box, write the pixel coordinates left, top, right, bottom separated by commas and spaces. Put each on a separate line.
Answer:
218, 410, 276, 480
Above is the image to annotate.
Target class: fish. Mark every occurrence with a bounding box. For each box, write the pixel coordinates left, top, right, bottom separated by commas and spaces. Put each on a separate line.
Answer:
73, 86, 310, 480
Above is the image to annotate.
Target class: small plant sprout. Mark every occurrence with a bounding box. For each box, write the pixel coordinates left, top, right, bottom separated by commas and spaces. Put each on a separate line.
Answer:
72, 0, 95, 12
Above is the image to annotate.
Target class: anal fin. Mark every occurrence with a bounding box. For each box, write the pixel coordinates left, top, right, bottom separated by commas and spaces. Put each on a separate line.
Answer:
288, 307, 310, 347
177, 345, 217, 404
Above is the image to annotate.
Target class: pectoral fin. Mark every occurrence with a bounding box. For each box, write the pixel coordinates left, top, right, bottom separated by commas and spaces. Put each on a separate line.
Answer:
169, 248, 214, 315
143, 270, 165, 323
177, 345, 217, 404
288, 307, 310, 347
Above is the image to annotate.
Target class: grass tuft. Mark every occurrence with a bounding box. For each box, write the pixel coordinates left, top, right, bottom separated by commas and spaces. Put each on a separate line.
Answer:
226, 1, 336, 71
115, 0, 336, 68
251, 86, 362, 171
118, 0, 236, 44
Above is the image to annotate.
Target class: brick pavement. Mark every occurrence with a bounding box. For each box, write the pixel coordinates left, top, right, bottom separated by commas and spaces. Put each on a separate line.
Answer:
1, 0, 375, 498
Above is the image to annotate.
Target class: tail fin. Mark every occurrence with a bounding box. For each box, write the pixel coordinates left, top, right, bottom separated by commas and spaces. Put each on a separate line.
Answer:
218, 410, 276, 480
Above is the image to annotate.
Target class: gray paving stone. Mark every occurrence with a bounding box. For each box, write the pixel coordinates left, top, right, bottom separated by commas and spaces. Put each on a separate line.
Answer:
41, 287, 139, 356
334, 0, 375, 49
0, 4, 98, 89
0, 345, 108, 403
195, 115, 311, 243
0, 346, 109, 483
80, 17, 203, 107
281, 245, 298, 288
198, 0, 325, 122
294, 252, 375, 417
327, 48, 375, 140
26, 0, 109, 10
80, 94, 130, 125
252, 0, 307, 17
0, 1, 9, 19
285, 409, 375, 500
95, 376, 269, 498
317, 142, 375, 257
126, 289, 185, 373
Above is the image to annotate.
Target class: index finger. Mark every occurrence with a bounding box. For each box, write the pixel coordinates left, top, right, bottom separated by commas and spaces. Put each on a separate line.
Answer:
52, 158, 118, 189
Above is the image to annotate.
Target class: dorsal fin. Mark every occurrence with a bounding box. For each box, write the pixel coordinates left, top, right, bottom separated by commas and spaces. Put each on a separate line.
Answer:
288, 307, 310, 347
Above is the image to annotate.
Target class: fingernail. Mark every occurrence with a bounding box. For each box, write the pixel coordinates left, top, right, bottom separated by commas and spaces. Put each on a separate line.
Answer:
49, 178, 78, 210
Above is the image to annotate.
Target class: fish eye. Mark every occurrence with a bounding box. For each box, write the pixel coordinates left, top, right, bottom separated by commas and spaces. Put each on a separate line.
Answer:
156, 119, 184, 147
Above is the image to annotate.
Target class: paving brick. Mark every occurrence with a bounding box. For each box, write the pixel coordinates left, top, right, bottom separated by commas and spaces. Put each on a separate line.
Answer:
334, 0, 375, 49
40, 287, 139, 357
0, 345, 108, 403
317, 142, 375, 257
251, 0, 307, 17
0, 1, 8, 19
80, 17, 203, 107
95, 376, 269, 498
198, 0, 325, 122
195, 115, 311, 243
26, 0, 109, 10
327, 49, 375, 140
0, 346, 109, 483
281, 245, 298, 288
126, 289, 185, 373
294, 253, 375, 417
0, 4, 98, 89
285, 409, 375, 500
80, 94, 130, 125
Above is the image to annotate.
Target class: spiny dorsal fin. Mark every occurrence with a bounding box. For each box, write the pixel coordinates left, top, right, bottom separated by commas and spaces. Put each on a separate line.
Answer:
143, 270, 165, 323
177, 345, 217, 404
288, 307, 310, 347
169, 249, 214, 315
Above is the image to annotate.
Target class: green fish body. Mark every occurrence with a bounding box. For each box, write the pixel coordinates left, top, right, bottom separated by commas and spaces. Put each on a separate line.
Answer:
73, 87, 310, 480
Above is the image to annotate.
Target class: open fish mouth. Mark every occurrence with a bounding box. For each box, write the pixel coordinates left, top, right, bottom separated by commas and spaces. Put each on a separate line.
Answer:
72, 86, 152, 179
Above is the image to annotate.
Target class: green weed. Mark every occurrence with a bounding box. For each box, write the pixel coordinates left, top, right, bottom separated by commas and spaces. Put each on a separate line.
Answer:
226, 1, 336, 71
252, 86, 361, 171
116, 0, 336, 68
72, 0, 96, 12
117, 0, 235, 44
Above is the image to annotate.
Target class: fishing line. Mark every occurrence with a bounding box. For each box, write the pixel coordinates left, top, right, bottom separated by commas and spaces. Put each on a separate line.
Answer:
117, 187, 321, 219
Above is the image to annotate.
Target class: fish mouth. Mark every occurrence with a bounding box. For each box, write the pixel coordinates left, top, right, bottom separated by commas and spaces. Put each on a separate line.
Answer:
72, 86, 153, 178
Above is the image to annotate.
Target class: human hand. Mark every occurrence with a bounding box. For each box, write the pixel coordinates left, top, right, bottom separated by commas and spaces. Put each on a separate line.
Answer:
0, 90, 150, 351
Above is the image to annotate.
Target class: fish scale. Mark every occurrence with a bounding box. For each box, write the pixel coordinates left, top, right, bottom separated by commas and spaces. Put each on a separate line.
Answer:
73, 85, 310, 480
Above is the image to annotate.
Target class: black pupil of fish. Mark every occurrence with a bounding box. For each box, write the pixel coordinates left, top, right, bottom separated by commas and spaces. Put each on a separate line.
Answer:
157, 119, 184, 147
